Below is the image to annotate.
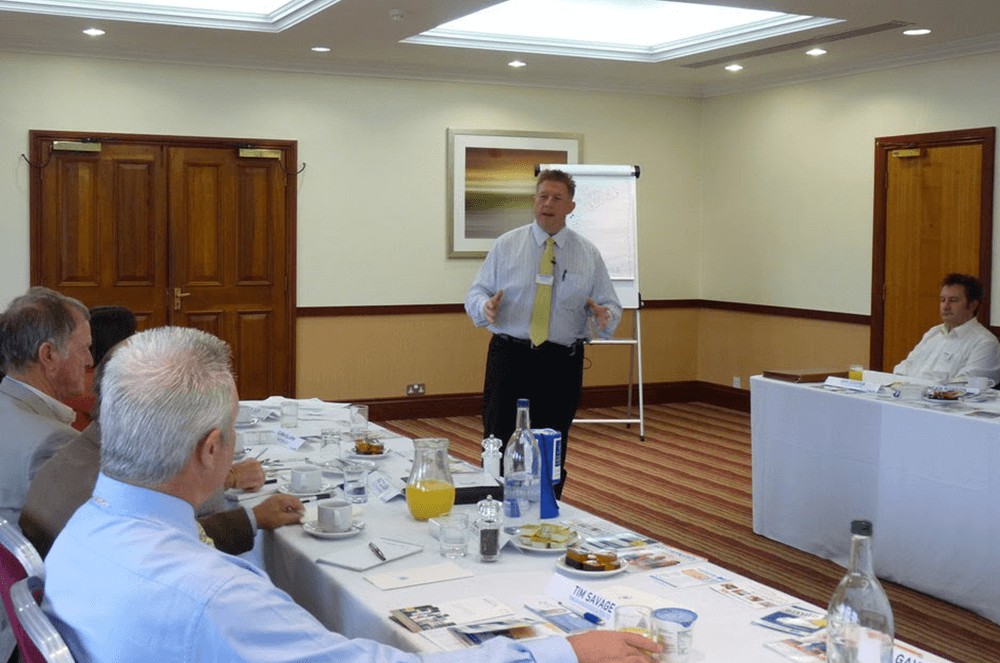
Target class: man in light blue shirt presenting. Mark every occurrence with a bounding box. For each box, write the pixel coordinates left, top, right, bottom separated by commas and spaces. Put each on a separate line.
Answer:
44, 326, 658, 663
466, 169, 622, 498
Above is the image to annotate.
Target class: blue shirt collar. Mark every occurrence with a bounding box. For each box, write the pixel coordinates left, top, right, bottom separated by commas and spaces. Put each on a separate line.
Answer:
91, 473, 201, 542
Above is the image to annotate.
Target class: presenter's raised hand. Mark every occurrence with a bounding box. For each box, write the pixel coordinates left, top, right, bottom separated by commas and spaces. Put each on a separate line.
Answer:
485, 290, 504, 325
567, 630, 662, 663
586, 297, 611, 330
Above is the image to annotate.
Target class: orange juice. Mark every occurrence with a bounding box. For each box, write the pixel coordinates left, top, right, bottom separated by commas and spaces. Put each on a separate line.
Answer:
406, 479, 455, 520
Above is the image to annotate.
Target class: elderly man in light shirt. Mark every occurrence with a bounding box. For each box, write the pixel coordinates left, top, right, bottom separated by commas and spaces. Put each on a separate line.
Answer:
0, 286, 91, 663
893, 273, 1000, 384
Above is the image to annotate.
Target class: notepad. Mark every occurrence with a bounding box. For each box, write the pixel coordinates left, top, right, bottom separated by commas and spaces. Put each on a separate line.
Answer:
316, 537, 423, 572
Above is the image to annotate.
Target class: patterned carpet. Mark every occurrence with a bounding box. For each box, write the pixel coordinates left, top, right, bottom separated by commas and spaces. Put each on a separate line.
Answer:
382, 402, 1000, 663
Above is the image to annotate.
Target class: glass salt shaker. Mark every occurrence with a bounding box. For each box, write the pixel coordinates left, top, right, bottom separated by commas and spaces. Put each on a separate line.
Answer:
475, 495, 503, 562
481, 435, 502, 481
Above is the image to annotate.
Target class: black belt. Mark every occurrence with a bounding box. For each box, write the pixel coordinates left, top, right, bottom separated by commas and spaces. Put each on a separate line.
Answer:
494, 334, 585, 356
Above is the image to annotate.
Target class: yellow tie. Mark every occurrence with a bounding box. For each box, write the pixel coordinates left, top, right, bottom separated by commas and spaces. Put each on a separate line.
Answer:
530, 237, 556, 346
196, 522, 215, 548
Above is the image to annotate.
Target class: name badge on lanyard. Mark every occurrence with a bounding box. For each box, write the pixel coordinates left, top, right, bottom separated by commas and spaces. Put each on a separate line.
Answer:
536, 274, 554, 286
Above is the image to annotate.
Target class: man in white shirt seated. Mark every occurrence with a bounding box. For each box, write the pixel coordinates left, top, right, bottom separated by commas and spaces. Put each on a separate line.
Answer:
893, 273, 1000, 384
44, 326, 660, 663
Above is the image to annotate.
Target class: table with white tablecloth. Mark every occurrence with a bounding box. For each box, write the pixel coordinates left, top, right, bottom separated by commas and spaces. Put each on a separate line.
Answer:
234, 396, 953, 662
750, 374, 1000, 625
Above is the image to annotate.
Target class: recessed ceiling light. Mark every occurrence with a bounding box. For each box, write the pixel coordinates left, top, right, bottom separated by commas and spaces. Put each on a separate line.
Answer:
82, 27, 106, 37
725, 64, 743, 72
806, 48, 826, 56
311, 46, 330, 52
903, 28, 931, 36
508, 60, 527, 68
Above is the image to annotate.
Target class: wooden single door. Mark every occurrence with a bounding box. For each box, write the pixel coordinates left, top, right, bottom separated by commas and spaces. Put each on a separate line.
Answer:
168, 146, 290, 400
871, 128, 995, 371
30, 131, 296, 399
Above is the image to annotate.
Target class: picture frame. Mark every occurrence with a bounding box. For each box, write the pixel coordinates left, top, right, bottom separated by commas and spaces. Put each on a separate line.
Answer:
447, 129, 583, 258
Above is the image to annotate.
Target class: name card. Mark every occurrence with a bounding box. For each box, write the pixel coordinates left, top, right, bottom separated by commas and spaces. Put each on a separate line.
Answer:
545, 574, 618, 623
276, 429, 306, 450
824, 376, 882, 393
369, 471, 405, 502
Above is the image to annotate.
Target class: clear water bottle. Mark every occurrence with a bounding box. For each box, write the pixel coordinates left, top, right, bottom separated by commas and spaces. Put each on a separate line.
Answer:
826, 520, 895, 663
502, 399, 541, 533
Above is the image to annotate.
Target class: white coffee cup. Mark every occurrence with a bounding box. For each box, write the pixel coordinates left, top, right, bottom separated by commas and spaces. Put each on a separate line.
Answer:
289, 466, 322, 493
967, 376, 995, 390
316, 498, 354, 533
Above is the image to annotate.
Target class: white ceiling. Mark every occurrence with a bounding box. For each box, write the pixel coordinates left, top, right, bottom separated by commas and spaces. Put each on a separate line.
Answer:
1, 0, 999, 98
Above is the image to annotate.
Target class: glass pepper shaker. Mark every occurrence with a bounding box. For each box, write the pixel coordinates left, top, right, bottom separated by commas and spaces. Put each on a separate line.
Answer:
475, 495, 502, 562
481, 435, 502, 481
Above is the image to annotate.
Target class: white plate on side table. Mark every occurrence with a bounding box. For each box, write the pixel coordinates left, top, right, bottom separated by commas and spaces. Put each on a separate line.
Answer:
555, 557, 629, 578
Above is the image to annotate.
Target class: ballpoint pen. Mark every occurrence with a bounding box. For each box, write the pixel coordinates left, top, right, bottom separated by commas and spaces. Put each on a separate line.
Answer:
558, 601, 604, 625
368, 541, 387, 561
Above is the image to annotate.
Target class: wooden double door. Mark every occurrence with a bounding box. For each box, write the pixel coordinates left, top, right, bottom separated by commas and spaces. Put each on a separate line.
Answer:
30, 131, 297, 400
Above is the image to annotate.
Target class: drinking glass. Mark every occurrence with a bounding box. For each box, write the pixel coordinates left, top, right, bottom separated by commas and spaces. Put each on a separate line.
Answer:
343, 462, 368, 504
281, 400, 299, 428
321, 428, 339, 450
614, 605, 652, 636
349, 404, 369, 440
438, 513, 469, 558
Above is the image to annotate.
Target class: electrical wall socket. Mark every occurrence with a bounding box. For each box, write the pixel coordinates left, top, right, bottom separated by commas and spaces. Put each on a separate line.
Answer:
406, 383, 425, 396
732, 376, 741, 389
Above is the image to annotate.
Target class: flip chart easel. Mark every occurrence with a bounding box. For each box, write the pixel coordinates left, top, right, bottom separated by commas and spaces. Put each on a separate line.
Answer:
537, 164, 644, 439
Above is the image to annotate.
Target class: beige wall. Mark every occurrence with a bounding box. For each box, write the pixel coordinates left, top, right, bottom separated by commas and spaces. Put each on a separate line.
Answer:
701, 51, 1000, 321
296, 308, 701, 400
295, 306, 868, 401
697, 310, 870, 390
3, 48, 998, 396
0, 51, 702, 309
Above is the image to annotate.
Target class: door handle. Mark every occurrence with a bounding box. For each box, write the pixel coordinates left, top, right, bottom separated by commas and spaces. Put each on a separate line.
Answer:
173, 287, 192, 311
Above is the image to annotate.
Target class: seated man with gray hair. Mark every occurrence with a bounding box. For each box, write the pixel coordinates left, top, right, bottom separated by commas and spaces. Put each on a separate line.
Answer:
0, 286, 92, 528
44, 326, 660, 663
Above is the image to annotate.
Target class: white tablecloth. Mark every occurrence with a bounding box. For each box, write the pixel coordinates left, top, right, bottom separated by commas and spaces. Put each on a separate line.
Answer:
235, 398, 953, 662
750, 375, 1000, 625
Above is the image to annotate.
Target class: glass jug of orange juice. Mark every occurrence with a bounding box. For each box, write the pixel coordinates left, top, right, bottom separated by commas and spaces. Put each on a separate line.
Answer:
406, 438, 455, 520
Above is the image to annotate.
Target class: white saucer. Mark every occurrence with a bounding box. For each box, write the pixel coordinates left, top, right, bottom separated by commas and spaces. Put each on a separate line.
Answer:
302, 520, 365, 540
347, 450, 390, 461
277, 482, 337, 497
555, 557, 629, 578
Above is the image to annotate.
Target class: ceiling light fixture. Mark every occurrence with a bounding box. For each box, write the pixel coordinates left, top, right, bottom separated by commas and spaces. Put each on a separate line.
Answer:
82, 27, 105, 36
406, 0, 842, 64
311, 46, 330, 52
508, 60, 526, 68
806, 48, 826, 56
903, 28, 931, 36
725, 63, 743, 72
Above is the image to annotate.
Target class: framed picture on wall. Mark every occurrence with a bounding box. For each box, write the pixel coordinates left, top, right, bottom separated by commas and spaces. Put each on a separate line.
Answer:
447, 129, 583, 258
